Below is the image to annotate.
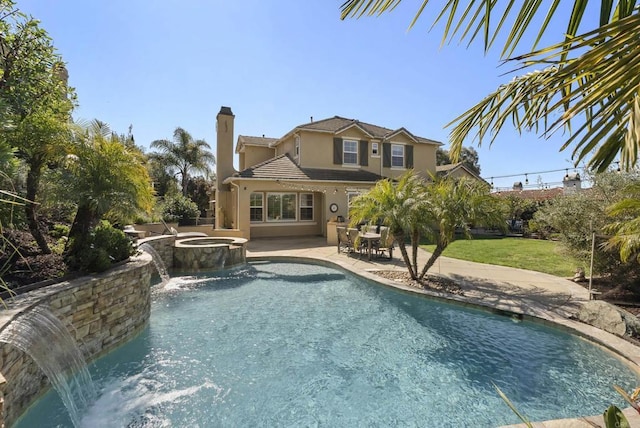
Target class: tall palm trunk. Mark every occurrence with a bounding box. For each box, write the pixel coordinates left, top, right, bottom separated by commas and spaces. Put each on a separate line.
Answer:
394, 232, 417, 279
64, 202, 98, 270
419, 242, 446, 280
25, 159, 50, 254
410, 229, 419, 276
181, 170, 189, 196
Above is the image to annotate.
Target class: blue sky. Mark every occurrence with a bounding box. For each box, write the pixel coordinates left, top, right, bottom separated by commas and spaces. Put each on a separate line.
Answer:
19, 0, 594, 189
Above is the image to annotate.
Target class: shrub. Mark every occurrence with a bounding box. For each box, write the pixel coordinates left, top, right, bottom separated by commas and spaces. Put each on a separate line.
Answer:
93, 221, 133, 263
50, 224, 70, 239
64, 220, 134, 273
161, 194, 199, 225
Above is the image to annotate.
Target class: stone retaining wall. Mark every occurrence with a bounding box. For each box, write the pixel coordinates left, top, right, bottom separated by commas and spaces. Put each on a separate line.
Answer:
139, 235, 175, 269
0, 255, 154, 427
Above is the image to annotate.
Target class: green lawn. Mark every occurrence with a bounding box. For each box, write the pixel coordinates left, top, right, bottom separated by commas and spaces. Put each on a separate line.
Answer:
420, 236, 584, 278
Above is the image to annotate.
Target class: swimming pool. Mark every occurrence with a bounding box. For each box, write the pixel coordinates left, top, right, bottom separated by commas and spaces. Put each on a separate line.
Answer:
16, 261, 640, 427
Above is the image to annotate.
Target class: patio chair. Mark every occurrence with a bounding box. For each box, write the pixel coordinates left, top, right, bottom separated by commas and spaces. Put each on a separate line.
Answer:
374, 227, 394, 259
347, 228, 364, 255
337, 226, 352, 253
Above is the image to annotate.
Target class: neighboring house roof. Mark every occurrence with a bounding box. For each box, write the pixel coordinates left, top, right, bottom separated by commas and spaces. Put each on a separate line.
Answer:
236, 135, 278, 154
436, 162, 487, 184
278, 116, 442, 146
227, 154, 384, 183
494, 187, 564, 201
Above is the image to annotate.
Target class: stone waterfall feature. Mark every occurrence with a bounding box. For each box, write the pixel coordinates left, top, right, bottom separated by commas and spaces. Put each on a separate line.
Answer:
139, 243, 170, 284
0, 307, 97, 427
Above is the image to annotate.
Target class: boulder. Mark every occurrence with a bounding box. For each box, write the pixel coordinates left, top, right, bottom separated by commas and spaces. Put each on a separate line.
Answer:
575, 301, 640, 338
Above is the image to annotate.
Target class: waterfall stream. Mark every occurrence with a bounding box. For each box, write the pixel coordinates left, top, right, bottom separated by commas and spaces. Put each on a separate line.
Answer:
139, 243, 170, 284
0, 307, 96, 427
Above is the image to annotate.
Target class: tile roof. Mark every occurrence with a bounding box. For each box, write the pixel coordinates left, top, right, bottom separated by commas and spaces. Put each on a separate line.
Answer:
435, 163, 460, 173
293, 116, 441, 145
494, 187, 564, 201
236, 135, 278, 153
231, 154, 383, 183
436, 162, 486, 183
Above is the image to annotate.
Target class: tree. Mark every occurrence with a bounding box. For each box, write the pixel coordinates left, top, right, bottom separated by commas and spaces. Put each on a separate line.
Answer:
146, 154, 178, 197
532, 170, 640, 283
186, 176, 215, 217
348, 171, 431, 279
501, 195, 540, 222
150, 127, 215, 197
418, 177, 504, 279
605, 180, 640, 264
436, 146, 481, 174
340, 1, 639, 172
0, 1, 75, 253
62, 120, 154, 270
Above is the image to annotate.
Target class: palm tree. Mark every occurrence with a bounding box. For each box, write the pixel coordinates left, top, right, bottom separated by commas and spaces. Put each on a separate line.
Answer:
63, 120, 154, 268
150, 127, 215, 196
348, 171, 431, 279
340, 1, 639, 172
418, 177, 505, 279
605, 182, 640, 263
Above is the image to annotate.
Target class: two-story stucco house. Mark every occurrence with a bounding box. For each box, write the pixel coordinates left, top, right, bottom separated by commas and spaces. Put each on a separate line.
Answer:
214, 106, 442, 240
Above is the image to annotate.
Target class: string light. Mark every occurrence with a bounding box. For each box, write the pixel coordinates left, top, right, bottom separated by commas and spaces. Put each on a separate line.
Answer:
481, 167, 576, 181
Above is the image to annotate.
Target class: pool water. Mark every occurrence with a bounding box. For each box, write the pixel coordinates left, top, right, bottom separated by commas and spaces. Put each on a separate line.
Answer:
16, 261, 640, 427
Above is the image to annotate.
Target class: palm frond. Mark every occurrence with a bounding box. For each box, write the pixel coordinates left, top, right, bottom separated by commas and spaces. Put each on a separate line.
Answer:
448, 13, 640, 170
341, 0, 628, 59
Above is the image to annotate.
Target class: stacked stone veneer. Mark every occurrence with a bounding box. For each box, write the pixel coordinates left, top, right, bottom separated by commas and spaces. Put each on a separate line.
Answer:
0, 254, 154, 427
173, 244, 245, 270
140, 235, 176, 269
142, 236, 246, 271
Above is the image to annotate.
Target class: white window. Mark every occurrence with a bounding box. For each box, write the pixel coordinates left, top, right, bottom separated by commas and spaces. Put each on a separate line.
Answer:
343, 140, 358, 165
299, 193, 313, 221
267, 193, 296, 221
347, 192, 361, 208
391, 144, 405, 168
294, 135, 300, 159
250, 193, 263, 222
371, 142, 379, 157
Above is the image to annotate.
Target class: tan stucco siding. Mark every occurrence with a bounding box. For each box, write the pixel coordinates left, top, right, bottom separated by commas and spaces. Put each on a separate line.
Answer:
215, 189, 235, 230
275, 136, 296, 158
299, 130, 387, 178
234, 180, 323, 239
241, 145, 275, 169
412, 142, 437, 175
297, 131, 331, 168
228, 179, 374, 239
382, 141, 437, 180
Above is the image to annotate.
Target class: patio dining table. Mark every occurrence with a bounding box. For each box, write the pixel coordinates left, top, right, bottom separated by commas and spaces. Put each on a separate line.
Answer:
359, 231, 381, 260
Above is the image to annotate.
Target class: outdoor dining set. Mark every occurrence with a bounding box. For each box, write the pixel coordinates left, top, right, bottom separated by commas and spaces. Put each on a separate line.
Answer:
336, 225, 395, 260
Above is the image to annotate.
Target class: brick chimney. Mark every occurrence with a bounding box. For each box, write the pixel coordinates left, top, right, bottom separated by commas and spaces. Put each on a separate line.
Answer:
216, 106, 237, 191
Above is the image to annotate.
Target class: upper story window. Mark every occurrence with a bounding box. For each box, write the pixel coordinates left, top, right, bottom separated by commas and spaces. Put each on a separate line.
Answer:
250, 193, 263, 222
343, 140, 358, 165
371, 142, 379, 157
391, 144, 405, 168
294, 135, 300, 159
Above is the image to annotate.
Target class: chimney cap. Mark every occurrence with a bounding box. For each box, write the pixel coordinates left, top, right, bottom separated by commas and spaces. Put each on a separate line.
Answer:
218, 106, 234, 116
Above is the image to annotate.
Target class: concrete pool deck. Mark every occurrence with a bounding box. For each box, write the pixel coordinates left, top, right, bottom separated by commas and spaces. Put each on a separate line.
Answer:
246, 236, 640, 427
